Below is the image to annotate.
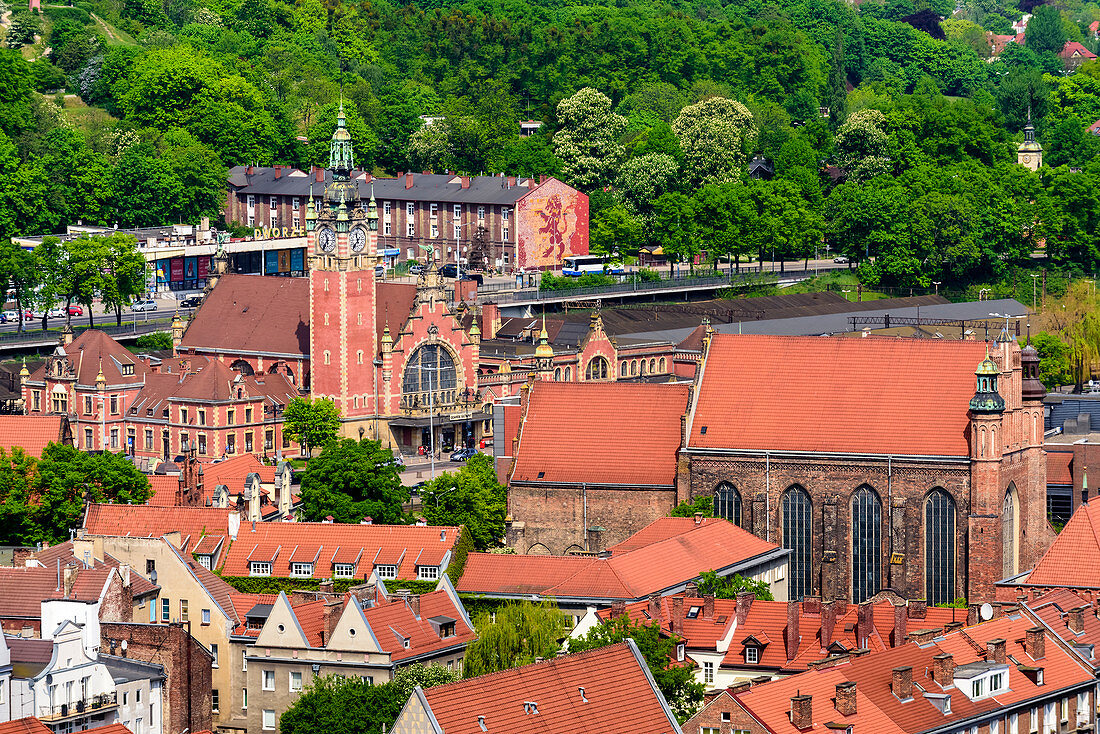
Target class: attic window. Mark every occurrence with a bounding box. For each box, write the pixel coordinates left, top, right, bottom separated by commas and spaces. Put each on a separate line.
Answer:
746, 646, 760, 664
122, 364, 134, 376
686, 606, 701, 619
537, 471, 545, 479
700, 426, 708, 434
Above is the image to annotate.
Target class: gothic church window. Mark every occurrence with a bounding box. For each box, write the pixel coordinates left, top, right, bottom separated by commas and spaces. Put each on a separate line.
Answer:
782, 486, 812, 601
924, 489, 956, 606
714, 483, 742, 526
851, 486, 882, 604
1003, 485, 1019, 577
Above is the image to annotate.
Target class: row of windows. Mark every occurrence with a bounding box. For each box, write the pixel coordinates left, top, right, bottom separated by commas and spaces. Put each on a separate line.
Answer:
620, 357, 667, 377
248, 195, 510, 223
249, 561, 437, 580
711, 482, 964, 605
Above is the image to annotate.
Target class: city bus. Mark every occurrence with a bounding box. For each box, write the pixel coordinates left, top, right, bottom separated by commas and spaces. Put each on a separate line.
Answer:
562, 255, 625, 276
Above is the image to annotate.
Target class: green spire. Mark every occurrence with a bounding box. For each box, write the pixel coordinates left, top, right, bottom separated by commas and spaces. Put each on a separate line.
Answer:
329, 98, 354, 180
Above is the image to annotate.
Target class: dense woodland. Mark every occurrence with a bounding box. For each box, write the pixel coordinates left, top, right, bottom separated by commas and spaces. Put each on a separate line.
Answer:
4, 0, 1100, 286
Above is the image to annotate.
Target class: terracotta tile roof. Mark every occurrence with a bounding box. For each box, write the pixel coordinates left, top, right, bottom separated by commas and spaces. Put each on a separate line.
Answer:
28, 540, 158, 600
222, 522, 461, 580
1048, 451, 1074, 485
179, 274, 309, 357
83, 504, 234, 554
0, 416, 67, 457
511, 381, 691, 486
83, 723, 134, 734
228, 592, 278, 637
1028, 501, 1100, 587
0, 565, 109, 618
145, 475, 182, 506
1060, 41, 1097, 59
0, 718, 53, 734
1027, 589, 1100, 666
735, 614, 1095, 734
25, 329, 146, 389
689, 335, 988, 456
458, 518, 781, 601
415, 640, 680, 734
376, 282, 417, 354
1089, 118, 1100, 135
606, 516, 724, 554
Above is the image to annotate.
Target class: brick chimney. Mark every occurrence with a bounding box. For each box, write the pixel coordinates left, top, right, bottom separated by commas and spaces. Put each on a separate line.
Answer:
856, 601, 874, 649
1025, 626, 1046, 660
891, 666, 913, 700
967, 603, 980, 627
461, 176, 470, 189
405, 173, 414, 189
406, 594, 421, 619
835, 681, 857, 716
506, 176, 516, 187
821, 600, 840, 650
987, 638, 1007, 664
648, 593, 661, 622
609, 601, 626, 619
932, 653, 955, 687
703, 593, 715, 619
315, 167, 324, 183
790, 694, 813, 729
1069, 606, 1086, 633
893, 603, 907, 647
63, 563, 77, 598
786, 600, 801, 660
321, 600, 342, 645
671, 596, 684, 635
318, 580, 335, 595
803, 596, 822, 615
274, 167, 282, 179
482, 303, 501, 339
735, 592, 755, 626
685, 581, 699, 597
908, 599, 927, 619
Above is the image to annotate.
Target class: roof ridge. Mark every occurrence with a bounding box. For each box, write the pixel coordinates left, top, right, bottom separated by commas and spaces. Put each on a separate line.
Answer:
427, 640, 635, 692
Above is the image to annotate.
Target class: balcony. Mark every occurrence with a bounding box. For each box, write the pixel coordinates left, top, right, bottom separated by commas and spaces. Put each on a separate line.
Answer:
399, 388, 482, 417
39, 693, 118, 722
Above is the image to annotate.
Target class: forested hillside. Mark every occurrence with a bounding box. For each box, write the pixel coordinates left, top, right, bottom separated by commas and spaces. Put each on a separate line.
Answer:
3, 0, 1100, 286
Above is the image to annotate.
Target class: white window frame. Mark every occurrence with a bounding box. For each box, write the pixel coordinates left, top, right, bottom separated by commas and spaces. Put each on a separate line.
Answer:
334, 563, 356, 578
746, 647, 759, 664
453, 204, 461, 219
262, 670, 275, 691
250, 562, 272, 577
289, 672, 302, 692
290, 562, 314, 578
406, 202, 414, 218
292, 198, 300, 211
262, 709, 276, 731
202, 608, 211, 625
417, 565, 439, 581
477, 206, 485, 219
247, 195, 256, 210
703, 661, 715, 684
375, 564, 398, 580
211, 643, 218, 668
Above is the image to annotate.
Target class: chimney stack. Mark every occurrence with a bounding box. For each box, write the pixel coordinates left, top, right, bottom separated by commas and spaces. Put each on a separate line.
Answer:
62, 564, 77, 598
893, 603, 907, 647
703, 593, 715, 620
1025, 626, 1046, 660
856, 602, 874, 649
821, 600, 840, 650
803, 596, 821, 615
786, 600, 801, 661
835, 681, 857, 716
322, 600, 342, 644
405, 173, 414, 189
933, 653, 955, 688
648, 593, 661, 622
407, 594, 421, 618
685, 581, 699, 597
790, 694, 813, 729
1069, 606, 1086, 634
908, 599, 928, 619
610, 601, 626, 619
735, 592, 755, 627
891, 666, 913, 700
987, 638, 1007, 664
968, 603, 981, 627
671, 596, 685, 635
315, 167, 324, 183
461, 176, 470, 189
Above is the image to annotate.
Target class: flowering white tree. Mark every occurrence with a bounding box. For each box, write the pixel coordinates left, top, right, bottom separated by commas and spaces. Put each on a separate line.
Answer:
672, 97, 756, 187
407, 120, 451, 172
615, 153, 679, 215
552, 87, 626, 191
834, 108, 891, 181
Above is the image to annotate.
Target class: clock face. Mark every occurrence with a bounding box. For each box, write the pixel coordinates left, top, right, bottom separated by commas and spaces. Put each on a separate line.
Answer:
318, 227, 336, 253
349, 227, 366, 253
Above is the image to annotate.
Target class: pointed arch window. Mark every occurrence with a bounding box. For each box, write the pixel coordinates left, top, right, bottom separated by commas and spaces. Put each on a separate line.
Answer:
714, 483, 742, 526
1003, 485, 1019, 578
402, 344, 457, 394
585, 356, 609, 381
851, 486, 882, 604
782, 486, 812, 601
925, 489, 956, 606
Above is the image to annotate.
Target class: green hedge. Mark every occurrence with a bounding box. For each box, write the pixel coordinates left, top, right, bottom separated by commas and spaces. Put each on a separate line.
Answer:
43, 6, 91, 23
444, 527, 474, 584
218, 576, 361, 595
385, 580, 438, 595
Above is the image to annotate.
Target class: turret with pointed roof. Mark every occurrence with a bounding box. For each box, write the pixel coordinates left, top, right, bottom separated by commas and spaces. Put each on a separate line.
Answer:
1018, 105, 1043, 171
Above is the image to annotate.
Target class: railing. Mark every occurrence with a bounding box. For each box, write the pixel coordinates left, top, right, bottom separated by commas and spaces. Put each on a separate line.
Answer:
399, 389, 482, 415
39, 692, 118, 721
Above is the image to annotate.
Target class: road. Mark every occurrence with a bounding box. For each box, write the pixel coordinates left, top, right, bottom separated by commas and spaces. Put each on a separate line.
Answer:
0, 295, 192, 334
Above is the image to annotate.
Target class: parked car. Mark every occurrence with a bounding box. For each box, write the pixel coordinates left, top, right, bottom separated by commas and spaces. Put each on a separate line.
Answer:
408, 264, 424, 276
180, 295, 203, 308
439, 264, 459, 278
47, 308, 64, 318
131, 299, 157, 312
374, 264, 386, 278
67, 305, 83, 316
833, 255, 850, 264
449, 447, 477, 462
0, 310, 17, 323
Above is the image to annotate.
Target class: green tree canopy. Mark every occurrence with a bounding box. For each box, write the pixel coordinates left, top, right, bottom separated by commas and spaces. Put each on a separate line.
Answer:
463, 601, 568, 678
282, 397, 341, 457
420, 454, 506, 551
298, 439, 407, 524
553, 88, 627, 192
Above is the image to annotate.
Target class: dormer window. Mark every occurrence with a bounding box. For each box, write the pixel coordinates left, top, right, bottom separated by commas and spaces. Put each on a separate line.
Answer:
122, 364, 134, 376
250, 562, 272, 577
676, 643, 685, 662
417, 565, 439, 581
746, 646, 760, 664
375, 564, 397, 580
440, 621, 456, 638
954, 662, 1009, 700
290, 562, 313, 578
334, 563, 355, 578
686, 606, 701, 619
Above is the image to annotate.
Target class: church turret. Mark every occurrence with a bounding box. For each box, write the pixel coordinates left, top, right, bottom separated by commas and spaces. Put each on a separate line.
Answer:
1018, 107, 1043, 171
1021, 342, 1046, 401
305, 185, 317, 231
95, 359, 107, 392
970, 353, 1006, 413
172, 310, 185, 352
535, 316, 554, 378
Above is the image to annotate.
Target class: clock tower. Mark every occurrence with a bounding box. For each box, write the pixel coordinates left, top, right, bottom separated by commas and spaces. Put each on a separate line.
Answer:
307, 101, 381, 430
1017, 106, 1042, 172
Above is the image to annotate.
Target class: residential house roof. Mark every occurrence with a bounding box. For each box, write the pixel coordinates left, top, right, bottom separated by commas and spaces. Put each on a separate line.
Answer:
406, 640, 682, 734
1048, 451, 1073, 485
82, 503, 235, 555
25, 329, 146, 389
0, 415, 68, 457
1027, 501, 1100, 588
1027, 589, 1100, 669
1060, 41, 1097, 60
179, 274, 309, 357
0, 718, 54, 734
733, 614, 1094, 734
457, 517, 782, 602
688, 334, 988, 456
510, 381, 691, 486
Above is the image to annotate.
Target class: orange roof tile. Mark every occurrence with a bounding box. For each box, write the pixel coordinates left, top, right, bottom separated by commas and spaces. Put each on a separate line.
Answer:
0, 719, 54, 734
1048, 451, 1073, 485
83, 504, 233, 554
690, 335, 988, 456
458, 517, 782, 601
0, 416, 67, 457
415, 641, 679, 734
25, 330, 146, 389
1027, 501, 1100, 588
1027, 589, 1100, 666
511, 381, 690, 486
180, 274, 309, 357
83, 723, 134, 734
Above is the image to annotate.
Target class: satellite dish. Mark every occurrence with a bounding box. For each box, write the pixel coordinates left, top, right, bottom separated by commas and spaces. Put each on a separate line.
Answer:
980, 603, 994, 621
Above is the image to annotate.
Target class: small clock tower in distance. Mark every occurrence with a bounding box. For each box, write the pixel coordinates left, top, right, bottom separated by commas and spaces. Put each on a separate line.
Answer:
1017, 106, 1042, 172
307, 101, 381, 433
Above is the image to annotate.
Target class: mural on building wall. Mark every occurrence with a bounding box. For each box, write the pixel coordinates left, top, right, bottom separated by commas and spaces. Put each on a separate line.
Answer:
517, 180, 589, 269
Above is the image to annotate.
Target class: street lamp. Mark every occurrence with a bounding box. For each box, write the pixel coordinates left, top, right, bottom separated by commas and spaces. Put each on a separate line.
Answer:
1030, 273, 1040, 310
841, 289, 852, 302
979, 288, 991, 301
932, 281, 941, 296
